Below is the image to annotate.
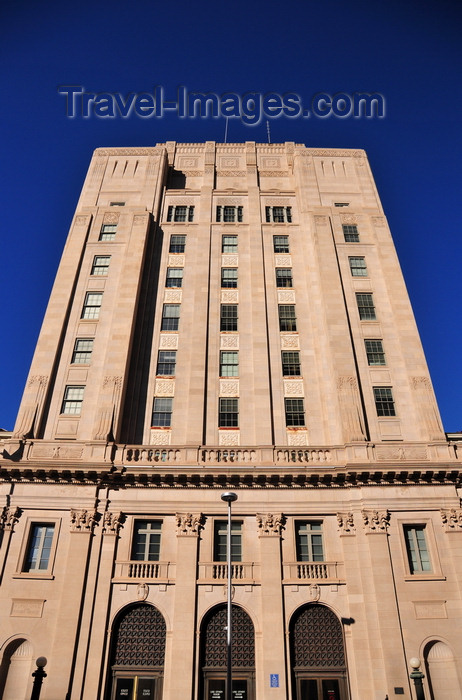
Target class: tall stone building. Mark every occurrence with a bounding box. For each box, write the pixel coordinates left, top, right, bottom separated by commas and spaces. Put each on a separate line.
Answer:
0, 142, 461, 700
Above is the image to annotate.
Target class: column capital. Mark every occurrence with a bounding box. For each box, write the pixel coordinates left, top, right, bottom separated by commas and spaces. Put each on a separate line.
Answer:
175, 512, 204, 536
103, 510, 124, 535
70, 508, 98, 533
362, 509, 390, 534
0, 506, 21, 532
441, 508, 462, 532
337, 512, 356, 536
256, 512, 285, 536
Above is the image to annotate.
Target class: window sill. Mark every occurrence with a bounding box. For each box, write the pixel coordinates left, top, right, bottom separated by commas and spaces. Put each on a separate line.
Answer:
13, 572, 55, 580
404, 574, 446, 582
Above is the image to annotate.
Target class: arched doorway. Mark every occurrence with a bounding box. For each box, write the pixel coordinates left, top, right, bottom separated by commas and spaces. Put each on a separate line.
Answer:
200, 604, 255, 700
107, 603, 166, 700
289, 604, 348, 700
424, 641, 461, 700
0, 638, 34, 700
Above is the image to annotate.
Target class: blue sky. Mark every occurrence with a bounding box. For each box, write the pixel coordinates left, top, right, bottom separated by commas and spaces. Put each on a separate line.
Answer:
1, 0, 461, 431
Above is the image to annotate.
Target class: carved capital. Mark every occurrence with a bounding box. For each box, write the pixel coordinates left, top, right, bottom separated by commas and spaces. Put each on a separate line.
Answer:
256, 512, 285, 535
0, 506, 21, 531
441, 508, 462, 532
70, 508, 98, 533
175, 512, 204, 535
362, 509, 390, 533
103, 511, 124, 535
337, 512, 355, 535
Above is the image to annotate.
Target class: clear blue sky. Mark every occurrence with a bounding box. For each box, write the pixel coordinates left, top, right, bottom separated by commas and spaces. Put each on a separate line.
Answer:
1, 0, 461, 431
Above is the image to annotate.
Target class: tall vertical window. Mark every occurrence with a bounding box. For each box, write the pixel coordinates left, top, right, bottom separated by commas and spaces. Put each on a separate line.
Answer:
276, 268, 293, 287
295, 522, 324, 561
285, 398, 306, 426
273, 235, 289, 253
216, 206, 243, 222
131, 521, 162, 561
156, 350, 177, 375
152, 397, 173, 427
343, 224, 360, 242
349, 256, 367, 276
214, 520, 242, 561
221, 268, 238, 288
279, 305, 297, 331
71, 339, 94, 364
167, 205, 194, 222
91, 255, 110, 276
23, 524, 55, 572
165, 268, 184, 287
61, 386, 84, 415
265, 206, 292, 223
365, 339, 386, 365
99, 224, 117, 241
169, 235, 186, 253
356, 293, 376, 320
404, 525, 431, 573
220, 351, 239, 377
222, 235, 238, 253
81, 292, 103, 319
282, 351, 301, 376
220, 305, 238, 331
219, 398, 239, 427
373, 387, 396, 416
161, 304, 180, 331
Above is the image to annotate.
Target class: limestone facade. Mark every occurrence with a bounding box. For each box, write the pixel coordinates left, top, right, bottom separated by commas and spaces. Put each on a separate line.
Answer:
0, 142, 461, 700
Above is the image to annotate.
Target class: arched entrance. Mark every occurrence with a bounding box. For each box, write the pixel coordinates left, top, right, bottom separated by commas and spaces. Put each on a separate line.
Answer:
0, 638, 34, 700
289, 604, 348, 700
424, 641, 461, 700
107, 603, 166, 700
200, 604, 255, 700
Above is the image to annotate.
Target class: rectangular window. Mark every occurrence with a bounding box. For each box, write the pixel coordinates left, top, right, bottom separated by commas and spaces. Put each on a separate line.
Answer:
266, 206, 292, 223
356, 293, 376, 320
222, 235, 237, 253
365, 339, 386, 366
349, 256, 367, 277
285, 398, 306, 426
334, 202, 349, 207
220, 351, 238, 377
131, 520, 161, 561
220, 305, 238, 332
110, 201, 125, 206
404, 525, 431, 573
166, 268, 184, 287
169, 235, 186, 253
343, 224, 360, 242
61, 386, 84, 415
373, 387, 396, 416
71, 339, 93, 365
151, 397, 173, 427
295, 521, 324, 562
276, 268, 293, 287
91, 255, 110, 276
156, 350, 176, 376
99, 223, 117, 241
23, 523, 55, 572
217, 206, 243, 223
214, 520, 242, 562
273, 235, 290, 253
81, 292, 103, 319
221, 268, 238, 288
279, 305, 297, 332
161, 304, 180, 331
167, 205, 194, 222
219, 398, 239, 427
282, 351, 301, 376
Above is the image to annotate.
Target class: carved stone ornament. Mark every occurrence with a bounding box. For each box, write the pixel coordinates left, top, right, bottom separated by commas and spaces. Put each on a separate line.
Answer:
371, 216, 386, 226
362, 509, 390, 533
314, 216, 328, 225
27, 375, 48, 388
256, 512, 285, 535
440, 508, 462, 531
133, 214, 147, 226
337, 512, 355, 535
103, 510, 123, 535
0, 506, 21, 531
74, 215, 89, 226
137, 582, 149, 601
309, 583, 321, 602
103, 212, 120, 224
103, 375, 122, 389
175, 512, 204, 535
70, 508, 98, 532
340, 214, 357, 224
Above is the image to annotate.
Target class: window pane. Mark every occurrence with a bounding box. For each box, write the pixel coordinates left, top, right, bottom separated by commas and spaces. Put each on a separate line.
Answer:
219, 398, 238, 427
282, 351, 301, 376
99, 224, 117, 241
276, 268, 293, 287
132, 520, 162, 561
166, 268, 184, 287
221, 268, 238, 288
273, 235, 289, 253
24, 524, 55, 571
169, 235, 186, 253
404, 525, 431, 573
62, 386, 84, 414
279, 305, 297, 332
349, 256, 367, 276
343, 224, 359, 242
373, 387, 396, 416
223, 206, 235, 222
356, 293, 376, 320
220, 305, 238, 331
222, 235, 237, 253
91, 255, 110, 276
174, 206, 187, 222
152, 397, 173, 426
285, 398, 305, 426
156, 350, 176, 375
365, 339, 386, 365
296, 522, 324, 562
220, 351, 238, 377
72, 339, 93, 364
214, 520, 242, 561
82, 292, 102, 319
161, 304, 180, 331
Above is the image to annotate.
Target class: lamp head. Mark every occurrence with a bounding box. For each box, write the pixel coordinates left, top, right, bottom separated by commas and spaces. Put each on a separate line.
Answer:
409, 657, 421, 670
221, 491, 238, 504
36, 657, 47, 668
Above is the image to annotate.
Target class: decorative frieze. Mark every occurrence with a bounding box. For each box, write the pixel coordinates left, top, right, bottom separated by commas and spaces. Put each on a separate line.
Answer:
103, 212, 120, 224
155, 379, 175, 396
375, 445, 427, 461
256, 512, 284, 535
175, 512, 203, 535
168, 254, 185, 266
164, 290, 182, 303
441, 508, 462, 531
159, 334, 179, 349
283, 380, 304, 396
278, 290, 296, 303
219, 431, 240, 446
221, 255, 238, 267
150, 430, 171, 445
103, 511, 123, 535
220, 335, 239, 349
362, 509, 390, 533
337, 512, 355, 535
287, 431, 308, 446
70, 508, 98, 533
281, 335, 300, 350
219, 380, 239, 397
221, 290, 239, 303
340, 214, 357, 224
274, 255, 292, 267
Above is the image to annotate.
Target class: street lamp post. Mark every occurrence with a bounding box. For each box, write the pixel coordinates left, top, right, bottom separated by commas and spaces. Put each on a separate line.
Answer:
30, 657, 47, 700
409, 657, 426, 700
221, 491, 237, 700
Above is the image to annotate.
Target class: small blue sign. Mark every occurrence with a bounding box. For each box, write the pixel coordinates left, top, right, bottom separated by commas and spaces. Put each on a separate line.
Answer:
270, 674, 279, 688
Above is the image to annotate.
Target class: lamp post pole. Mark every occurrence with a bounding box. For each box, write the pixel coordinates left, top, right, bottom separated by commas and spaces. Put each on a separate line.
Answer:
409, 658, 426, 700
221, 491, 237, 700
30, 657, 47, 700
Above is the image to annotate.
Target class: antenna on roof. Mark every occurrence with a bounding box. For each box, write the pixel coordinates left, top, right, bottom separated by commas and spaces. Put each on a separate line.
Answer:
224, 117, 229, 144
266, 120, 271, 144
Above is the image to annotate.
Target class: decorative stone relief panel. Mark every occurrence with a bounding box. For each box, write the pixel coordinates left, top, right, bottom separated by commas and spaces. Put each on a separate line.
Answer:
175, 512, 204, 535
103, 212, 120, 224
220, 335, 239, 349
375, 445, 427, 461
314, 216, 328, 225
74, 215, 89, 226
219, 380, 239, 396
274, 255, 292, 267
221, 290, 238, 303
103, 511, 123, 535
0, 506, 21, 531
164, 290, 182, 303
281, 335, 300, 350
218, 157, 242, 169
371, 216, 386, 226
155, 379, 175, 396
219, 430, 240, 446
150, 430, 171, 445
215, 197, 244, 206
133, 214, 148, 226
177, 157, 199, 170
441, 508, 462, 531
411, 376, 444, 439
340, 213, 357, 224
261, 157, 282, 169
337, 512, 355, 535
287, 430, 308, 446
362, 509, 390, 533
222, 255, 238, 267
70, 508, 98, 532
278, 290, 296, 303
264, 197, 291, 206
168, 254, 185, 266
10, 599, 45, 618
283, 380, 304, 396
256, 512, 284, 535
165, 196, 195, 206
159, 334, 179, 349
